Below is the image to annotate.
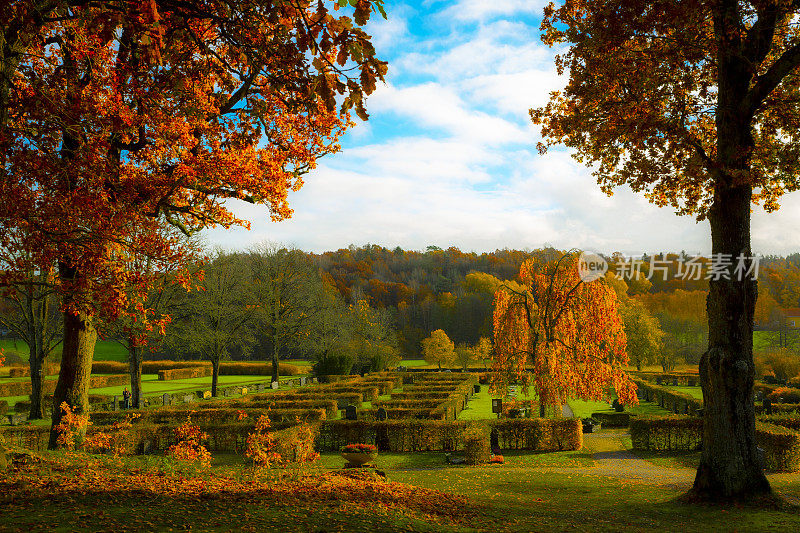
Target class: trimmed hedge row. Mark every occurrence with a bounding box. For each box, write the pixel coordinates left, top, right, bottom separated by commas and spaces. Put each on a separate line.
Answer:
14, 394, 111, 415
755, 403, 800, 415
157, 366, 213, 381
631, 415, 800, 472
0, 374, 128, 397
91, 360, 303, 376
204, 399, 338, 417
250, 391, 363, 407
757, 421, 800, 472
634, 371, 700, 387
90, 407, 326, 426
633, 378, 703, 415
316, 418, 582, 452
630, 415, 703, 451
389, 392, 451, 400
7, 363, 61, 377
372, 399, 444, 409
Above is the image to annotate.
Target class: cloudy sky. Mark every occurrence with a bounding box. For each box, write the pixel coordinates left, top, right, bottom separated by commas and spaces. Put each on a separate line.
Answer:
205, 0, 800, 257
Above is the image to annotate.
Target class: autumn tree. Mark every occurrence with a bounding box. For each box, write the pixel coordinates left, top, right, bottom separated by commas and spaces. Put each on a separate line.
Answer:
0, 1, 386, 447
421, 329, 456, 370
492, 249, 636, 417
530, 0, 800, 499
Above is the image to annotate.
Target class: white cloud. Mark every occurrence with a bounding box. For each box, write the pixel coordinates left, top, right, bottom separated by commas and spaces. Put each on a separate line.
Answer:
436, 0, 549, 23
369, 82, 531, 144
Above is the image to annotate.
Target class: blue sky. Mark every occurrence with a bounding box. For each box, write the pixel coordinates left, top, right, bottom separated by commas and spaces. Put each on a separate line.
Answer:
205, 0, 800, 256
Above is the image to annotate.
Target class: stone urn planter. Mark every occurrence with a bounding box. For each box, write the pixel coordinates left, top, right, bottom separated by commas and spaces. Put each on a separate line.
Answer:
340, 444, 378, 467
341, 451, 378, 466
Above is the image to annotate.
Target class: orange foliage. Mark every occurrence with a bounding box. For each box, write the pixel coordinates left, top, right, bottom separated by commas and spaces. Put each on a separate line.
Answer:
244, 415, 283, 467
165, 415, 212, 467
492, 250, 637, 407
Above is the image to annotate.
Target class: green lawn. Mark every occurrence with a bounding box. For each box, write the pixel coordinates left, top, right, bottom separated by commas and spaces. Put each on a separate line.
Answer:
568, 398, 673, 419
0, 339, 128, 362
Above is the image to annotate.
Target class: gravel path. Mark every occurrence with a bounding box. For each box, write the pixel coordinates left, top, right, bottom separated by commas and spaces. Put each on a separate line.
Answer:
578, 429, 695, 491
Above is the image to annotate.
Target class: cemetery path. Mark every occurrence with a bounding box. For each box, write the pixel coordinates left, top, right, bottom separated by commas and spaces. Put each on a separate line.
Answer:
551, 428, 696, 491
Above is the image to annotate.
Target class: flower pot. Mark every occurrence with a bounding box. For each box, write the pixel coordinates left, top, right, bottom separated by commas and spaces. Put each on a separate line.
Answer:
341, 451, 377, 466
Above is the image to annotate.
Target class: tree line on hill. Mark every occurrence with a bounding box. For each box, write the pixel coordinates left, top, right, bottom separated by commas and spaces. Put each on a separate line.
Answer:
3, 244, 800, 418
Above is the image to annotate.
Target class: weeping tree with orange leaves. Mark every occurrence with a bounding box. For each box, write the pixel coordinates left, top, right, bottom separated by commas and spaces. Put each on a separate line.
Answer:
492, 249, 637, 417
0, 0, 387, 448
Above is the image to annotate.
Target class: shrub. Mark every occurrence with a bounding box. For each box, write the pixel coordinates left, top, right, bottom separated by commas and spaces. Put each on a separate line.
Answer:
244, 415, 282, 467
312, 353, 354, 377
755, 348, 800, 382
165, 415, 212, 467
272, 422, 319, 464
461, 423, 490, 465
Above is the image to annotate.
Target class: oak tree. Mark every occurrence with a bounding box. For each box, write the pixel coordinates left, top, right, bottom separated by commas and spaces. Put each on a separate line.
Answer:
532, 0, 800, 499
0, 1, 386, 447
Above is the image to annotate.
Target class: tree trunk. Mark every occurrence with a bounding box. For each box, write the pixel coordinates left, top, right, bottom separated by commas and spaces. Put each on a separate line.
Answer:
211, 357, 220, 397
128, 339, 143, 409
48, 305, 97, 449
691, 183, 771, 499
28, 348, 45, 419
271, 341, 280, 384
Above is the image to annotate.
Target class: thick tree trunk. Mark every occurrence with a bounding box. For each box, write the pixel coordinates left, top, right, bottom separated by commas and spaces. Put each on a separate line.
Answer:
691, 183, 771, 499
128, 339, 143, 409
48, 307, 97, 449
28, 349, 45, 419
211, 358, 219, 397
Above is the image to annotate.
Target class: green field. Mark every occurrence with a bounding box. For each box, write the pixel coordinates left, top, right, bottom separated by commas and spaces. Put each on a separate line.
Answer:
0, 339, 128, 363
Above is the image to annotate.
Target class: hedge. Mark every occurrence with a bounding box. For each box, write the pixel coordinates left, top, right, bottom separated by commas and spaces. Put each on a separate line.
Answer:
0, 400, 8, 416
90, 360, 303, 376
630, 415, 703, 451
634, 371, 700, 387
755, 403, 800, 415
357, 408, 437, 421
90, 407, 326, 427
756, 421, 800, 472
767, 387, 800, 404
157, 367, 213, 381
316, 418, 582, 453
219, 362, 302, 376
372, 399, 444, 410
633, 378, 703, 415
14, 394, 111, 414
0, 374, 128, 397
7, 363, 61, 377
389, 392, 451, 400
204, 399, 337, 417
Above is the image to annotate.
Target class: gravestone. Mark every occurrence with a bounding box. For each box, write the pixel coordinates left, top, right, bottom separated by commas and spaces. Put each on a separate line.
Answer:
183, 394, 194, 404
376, 407, 387, 421
271, 381, 280, 390
474, 384, 481, 394
258, 383, 266, 393
162, 393, 171, 407
491, 398, 502, 415
300, 377, 307, 386
345, 404, 357, 420
112, 396, 119, 411
288, 380, 296, 388
490, 427, 500, 454
764, 397, 773, 416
